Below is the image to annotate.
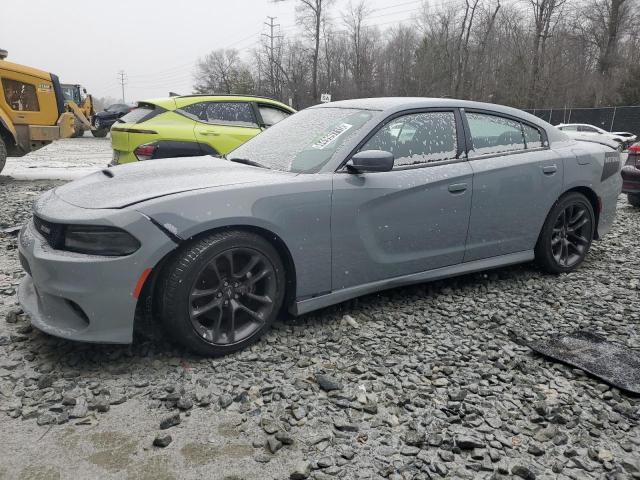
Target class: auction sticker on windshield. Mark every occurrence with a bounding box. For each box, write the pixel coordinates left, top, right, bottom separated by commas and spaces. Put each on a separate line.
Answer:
311, 123, 353, 149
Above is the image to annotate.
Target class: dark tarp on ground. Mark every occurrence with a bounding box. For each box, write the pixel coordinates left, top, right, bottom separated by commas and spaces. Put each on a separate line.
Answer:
524, 331, 640, 395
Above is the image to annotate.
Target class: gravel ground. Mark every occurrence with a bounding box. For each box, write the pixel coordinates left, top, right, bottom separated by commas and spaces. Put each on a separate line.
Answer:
0, 138, 639, 480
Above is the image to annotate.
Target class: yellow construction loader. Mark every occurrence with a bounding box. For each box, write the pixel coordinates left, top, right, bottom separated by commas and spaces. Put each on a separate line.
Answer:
61, 83, 95, 137
0, 49, 75, 174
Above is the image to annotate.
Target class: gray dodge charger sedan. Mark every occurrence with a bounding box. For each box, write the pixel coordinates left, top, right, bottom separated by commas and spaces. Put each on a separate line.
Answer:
18, 98, 622, 356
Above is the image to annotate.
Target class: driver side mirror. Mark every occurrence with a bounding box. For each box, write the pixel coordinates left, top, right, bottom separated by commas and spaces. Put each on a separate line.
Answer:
347, 150, 394, 173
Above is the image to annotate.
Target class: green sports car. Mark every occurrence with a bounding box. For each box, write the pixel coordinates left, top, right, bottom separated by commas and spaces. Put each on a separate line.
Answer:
110, 95, 295, 164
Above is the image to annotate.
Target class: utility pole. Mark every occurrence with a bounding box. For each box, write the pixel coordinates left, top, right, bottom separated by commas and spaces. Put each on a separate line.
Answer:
262, 16, 281, 97
117, 70, 127, 103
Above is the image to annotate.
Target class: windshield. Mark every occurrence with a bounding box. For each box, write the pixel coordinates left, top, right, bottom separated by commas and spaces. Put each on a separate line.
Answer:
229, 107, 375, 173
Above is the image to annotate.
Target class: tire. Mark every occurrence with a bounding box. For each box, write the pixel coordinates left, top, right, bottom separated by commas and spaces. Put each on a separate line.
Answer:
72, 127, 84, 138
157, 230, 286, 356
91, 128, 108, 138
628, 193, 640, 208
0, 136, 6, 175
535, 192, 595, 274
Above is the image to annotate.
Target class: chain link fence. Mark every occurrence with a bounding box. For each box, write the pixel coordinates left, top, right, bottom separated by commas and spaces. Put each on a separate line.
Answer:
525, 106, 640, 136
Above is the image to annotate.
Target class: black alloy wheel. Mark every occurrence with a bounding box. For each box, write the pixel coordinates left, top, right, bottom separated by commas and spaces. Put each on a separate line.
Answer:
158, 230, 285, 356
188, 247, 277, 345
535, 192, 595, 273
550, 203, 592, 268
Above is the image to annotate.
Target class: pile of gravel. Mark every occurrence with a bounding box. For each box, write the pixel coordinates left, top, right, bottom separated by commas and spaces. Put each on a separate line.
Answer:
0, 179, 639, 479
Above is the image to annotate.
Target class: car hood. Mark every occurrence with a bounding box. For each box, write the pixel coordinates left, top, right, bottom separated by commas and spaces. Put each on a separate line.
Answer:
54, 156, 293, 209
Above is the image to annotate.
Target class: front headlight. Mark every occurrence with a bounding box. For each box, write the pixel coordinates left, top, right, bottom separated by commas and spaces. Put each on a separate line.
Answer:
64, 225, 140, 256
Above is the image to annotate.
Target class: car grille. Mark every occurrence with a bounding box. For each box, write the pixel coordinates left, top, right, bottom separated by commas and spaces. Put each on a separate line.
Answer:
33, 216, 64, 249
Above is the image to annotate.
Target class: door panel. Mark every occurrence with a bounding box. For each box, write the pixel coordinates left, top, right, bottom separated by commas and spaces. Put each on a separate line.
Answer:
331, 162, 473, 290
464, 149, 564, 261
194, 123, 259, 155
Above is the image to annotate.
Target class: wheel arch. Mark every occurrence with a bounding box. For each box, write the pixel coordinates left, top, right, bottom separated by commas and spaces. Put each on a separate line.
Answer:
136, 224, 298, 323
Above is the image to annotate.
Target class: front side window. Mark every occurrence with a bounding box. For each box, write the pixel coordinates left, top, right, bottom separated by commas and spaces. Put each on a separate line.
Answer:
259, 105, 290, 127
179, 101, 257, 127
361, 111, 458, 167
2, 79, 40, 111
466, 112, 524, 156
578, 125, 598, 133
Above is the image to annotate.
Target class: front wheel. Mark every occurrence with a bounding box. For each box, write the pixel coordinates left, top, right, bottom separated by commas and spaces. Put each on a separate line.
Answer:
628, 193, 640, 207
157, 230, 286, 356
535, 192, 595, 274
91, 128, 108, 138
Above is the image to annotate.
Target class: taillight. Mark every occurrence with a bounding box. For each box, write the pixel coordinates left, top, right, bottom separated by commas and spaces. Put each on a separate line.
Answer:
134, 143, 156, 161
628, 143, 640, 168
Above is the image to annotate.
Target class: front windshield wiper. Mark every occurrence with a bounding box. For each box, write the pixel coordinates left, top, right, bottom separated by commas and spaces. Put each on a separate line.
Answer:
226, 157, 268, 169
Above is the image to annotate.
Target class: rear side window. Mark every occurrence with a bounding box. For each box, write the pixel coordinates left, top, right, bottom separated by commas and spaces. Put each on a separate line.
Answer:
466, 112, 524, 156
2, 78, 40, 111
578, 125, 598, 133
523, 124, 543, 148
259, 105, 290, 127
119, 105, 156, 124
179, 101, 257, 127
361, 111, 458, 167
560, 125, 577, 131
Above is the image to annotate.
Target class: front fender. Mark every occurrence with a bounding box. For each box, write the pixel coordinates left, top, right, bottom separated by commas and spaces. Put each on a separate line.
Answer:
134, 176, 334, 299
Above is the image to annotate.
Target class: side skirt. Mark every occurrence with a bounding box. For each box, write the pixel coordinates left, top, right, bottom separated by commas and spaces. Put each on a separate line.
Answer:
291, 250, 535, 316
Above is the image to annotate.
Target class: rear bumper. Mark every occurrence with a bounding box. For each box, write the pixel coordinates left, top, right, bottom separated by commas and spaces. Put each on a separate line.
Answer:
621, 166, 640, 194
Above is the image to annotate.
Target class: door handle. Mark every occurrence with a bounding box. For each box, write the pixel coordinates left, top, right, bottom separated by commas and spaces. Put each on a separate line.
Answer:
200, 130, 219, 136
448, 183, 468, 193
543, 165, 557, 175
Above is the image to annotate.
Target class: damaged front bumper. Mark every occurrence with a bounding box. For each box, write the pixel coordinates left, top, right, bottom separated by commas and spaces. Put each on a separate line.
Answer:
17, 192, 177, 344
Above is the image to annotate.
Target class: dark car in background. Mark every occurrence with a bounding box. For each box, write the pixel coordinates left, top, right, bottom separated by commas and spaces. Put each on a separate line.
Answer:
91, 103, 133, 137
622, 143, 640, 207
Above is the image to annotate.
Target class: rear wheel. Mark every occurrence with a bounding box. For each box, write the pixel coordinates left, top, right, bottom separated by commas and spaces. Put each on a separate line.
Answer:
535, 192, 595, 274
91, 128, 108, 138
72, 127, 84, 138
628, 193, 640, 207
0, 136, 6, 175
158, 230, 285, 356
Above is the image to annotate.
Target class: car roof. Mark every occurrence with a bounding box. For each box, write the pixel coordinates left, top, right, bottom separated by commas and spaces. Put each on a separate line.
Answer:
139, 95, 295, 112
343, 98, 576, 147
312, 96, 550, 127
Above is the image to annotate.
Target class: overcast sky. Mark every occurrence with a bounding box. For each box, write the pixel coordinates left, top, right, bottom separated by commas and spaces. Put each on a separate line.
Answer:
1, 0, 424, 103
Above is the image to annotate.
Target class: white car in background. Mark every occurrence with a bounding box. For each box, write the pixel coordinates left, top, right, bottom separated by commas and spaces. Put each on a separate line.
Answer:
557, 123, 636, 149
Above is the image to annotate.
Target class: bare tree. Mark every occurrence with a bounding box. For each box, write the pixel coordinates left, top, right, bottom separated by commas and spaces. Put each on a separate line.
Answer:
296, 0, 334, 102
194, 0, 640, 110
194, 49, 254, 94
528, 0, 568, 107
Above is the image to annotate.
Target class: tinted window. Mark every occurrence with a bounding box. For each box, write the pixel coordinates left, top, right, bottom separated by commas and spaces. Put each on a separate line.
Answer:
180, 101, 257, 127
259, 105, 290, 126
466, 112, 524, 156
119, 105, 155, 124
578, 125, 598, 133
2, 79, 39, 111
361, 111, 458, 167
560, 125, 577, 131
523, 123, 543, 148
